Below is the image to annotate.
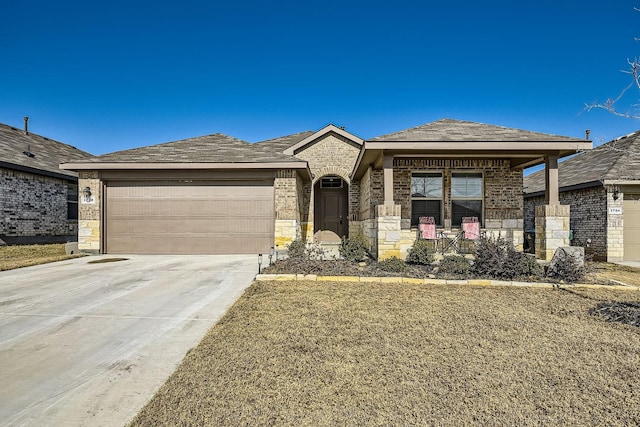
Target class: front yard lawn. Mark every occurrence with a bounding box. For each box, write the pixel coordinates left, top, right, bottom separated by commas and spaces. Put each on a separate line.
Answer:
0, 244, 82, 271
131, 281, 640, 426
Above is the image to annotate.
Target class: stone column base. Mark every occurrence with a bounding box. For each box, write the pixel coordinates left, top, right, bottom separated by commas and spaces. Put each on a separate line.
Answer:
535, 204, 571, 261
377, 204, 402, 260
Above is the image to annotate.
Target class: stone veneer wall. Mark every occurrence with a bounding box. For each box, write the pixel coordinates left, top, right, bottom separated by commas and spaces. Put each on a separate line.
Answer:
524, 186, 608, 260
535, 204, 571, 261
274, 169, 301, 250
0, 167, 78, 244
78, 171, 101, 253
605, 185, 624, 262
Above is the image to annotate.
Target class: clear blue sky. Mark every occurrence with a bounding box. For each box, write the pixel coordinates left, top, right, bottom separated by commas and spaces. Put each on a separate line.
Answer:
2, 1, 640, 159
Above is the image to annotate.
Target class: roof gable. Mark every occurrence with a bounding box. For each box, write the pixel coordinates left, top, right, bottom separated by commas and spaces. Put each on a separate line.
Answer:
0, 123, 91, 179
369, 118, 586, 143
282, 124, 363, 155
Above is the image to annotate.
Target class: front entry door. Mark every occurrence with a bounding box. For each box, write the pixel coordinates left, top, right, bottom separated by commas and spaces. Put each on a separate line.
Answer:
314, 176, 348, 242
321, 190, 344, 237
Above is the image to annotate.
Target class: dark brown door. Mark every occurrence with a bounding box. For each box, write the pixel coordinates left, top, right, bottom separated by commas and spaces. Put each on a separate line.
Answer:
321, 190, 344, 236
314, 178, 349, 242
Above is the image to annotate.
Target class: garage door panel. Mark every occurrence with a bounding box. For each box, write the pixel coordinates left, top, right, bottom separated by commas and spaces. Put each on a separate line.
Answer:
108, 199, 274, 218
107, 217, 274, 235
624, 195, 640, 261
106, 181, 275, 254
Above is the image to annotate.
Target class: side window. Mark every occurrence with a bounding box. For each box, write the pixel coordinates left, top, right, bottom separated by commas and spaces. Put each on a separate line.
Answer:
411, 173, 442, 226
67, 183, 78, 220
451, 173, 483, 226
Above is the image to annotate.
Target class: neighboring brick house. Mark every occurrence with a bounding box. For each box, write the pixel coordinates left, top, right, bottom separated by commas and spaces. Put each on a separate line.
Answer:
0, 120, 92, 245
524, 131, 640, 262
62, 119, 590, 258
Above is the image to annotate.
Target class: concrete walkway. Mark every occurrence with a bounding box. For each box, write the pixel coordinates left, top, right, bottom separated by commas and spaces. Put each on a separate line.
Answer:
615, 261, 640, 268
0, 255, 257, 426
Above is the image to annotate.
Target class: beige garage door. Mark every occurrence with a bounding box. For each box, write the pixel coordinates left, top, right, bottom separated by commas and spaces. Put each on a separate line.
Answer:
624, 194, 640, 261
105, 181, 274, 254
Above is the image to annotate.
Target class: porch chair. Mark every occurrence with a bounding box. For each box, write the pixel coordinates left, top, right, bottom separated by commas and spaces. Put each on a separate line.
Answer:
417, 216, 438, 252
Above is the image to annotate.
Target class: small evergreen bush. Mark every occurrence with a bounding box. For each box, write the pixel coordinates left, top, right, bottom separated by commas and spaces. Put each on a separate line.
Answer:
286, 239, 326, 260
339, 233, 369, 262
438, 255, 472, 276
287, 239, 306, 259
546, 251, 586, 283
377, 256, 407, 273
406, 239, 435, 265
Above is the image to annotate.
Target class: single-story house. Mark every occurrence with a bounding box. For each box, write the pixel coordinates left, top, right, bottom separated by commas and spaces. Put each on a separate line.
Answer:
61, 119, 591, 259
524, 131, 640, 262
0, 119, 92, 245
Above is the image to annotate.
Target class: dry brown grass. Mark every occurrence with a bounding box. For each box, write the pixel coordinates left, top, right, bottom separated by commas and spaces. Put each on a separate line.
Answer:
591, 262, 640, 286
131, 282, 640, 426
0, 244, 82, 271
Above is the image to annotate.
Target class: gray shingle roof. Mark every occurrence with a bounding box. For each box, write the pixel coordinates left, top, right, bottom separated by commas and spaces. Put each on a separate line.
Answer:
79, 133, 301, 163
0, 123, 91, 178
254, 131, 314, 153
523, 131, 640, 194
369, 118, 586, 142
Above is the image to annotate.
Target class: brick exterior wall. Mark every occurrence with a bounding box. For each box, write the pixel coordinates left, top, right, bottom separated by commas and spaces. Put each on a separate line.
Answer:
293, 132, 362, 239
0, 167, 77, 244
392, 158, 523, 230
274, 169, 302, 249
524, 186, 608, 260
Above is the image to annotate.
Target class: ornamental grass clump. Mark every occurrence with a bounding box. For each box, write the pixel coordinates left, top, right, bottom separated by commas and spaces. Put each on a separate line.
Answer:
472, 236, 543, 280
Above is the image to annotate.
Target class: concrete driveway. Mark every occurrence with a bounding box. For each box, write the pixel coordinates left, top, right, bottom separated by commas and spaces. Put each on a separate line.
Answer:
0, 254, 257, 426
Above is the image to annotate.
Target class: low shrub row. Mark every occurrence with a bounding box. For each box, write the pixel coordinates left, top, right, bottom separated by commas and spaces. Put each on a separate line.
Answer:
265, 235, 586, 283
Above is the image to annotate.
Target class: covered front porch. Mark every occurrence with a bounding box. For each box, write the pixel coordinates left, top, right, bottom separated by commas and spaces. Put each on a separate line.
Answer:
350, 120, 592, 260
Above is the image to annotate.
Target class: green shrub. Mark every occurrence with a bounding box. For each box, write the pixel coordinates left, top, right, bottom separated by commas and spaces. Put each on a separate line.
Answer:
286, 239, 327, 260
472, 236, 543, 280
438, 255, 471, 276
339, 233, 369, 262
406, 239, 435, 265
546, 251, 586, 284
377, 256, 407, 273
287, 239, 306, 259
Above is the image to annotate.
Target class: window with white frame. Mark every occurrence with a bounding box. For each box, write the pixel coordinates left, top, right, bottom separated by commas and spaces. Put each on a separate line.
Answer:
451, 172, 483, 226
411, 172, 442, 226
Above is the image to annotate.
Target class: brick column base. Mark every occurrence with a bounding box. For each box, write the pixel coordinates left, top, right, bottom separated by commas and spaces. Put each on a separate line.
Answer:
535, 204, 571, 261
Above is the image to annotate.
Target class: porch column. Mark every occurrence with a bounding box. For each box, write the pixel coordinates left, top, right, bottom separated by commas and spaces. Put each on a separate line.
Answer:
536, 154, 570, 261
544, 155, 559, 205
383, 154, 394, 205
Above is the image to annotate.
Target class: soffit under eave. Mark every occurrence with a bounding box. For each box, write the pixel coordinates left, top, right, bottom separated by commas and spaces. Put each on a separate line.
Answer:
351, 147, 584, 179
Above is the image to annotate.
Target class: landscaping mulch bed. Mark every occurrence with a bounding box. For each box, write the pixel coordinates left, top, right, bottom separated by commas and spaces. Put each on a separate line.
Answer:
131, 282, 640, 426
590, 301, 640, 327
263, 258, 434, 278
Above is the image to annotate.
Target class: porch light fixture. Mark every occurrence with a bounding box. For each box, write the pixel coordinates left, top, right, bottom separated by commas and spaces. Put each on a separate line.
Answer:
83, 186, 92, 202
613, 188, 620, 201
